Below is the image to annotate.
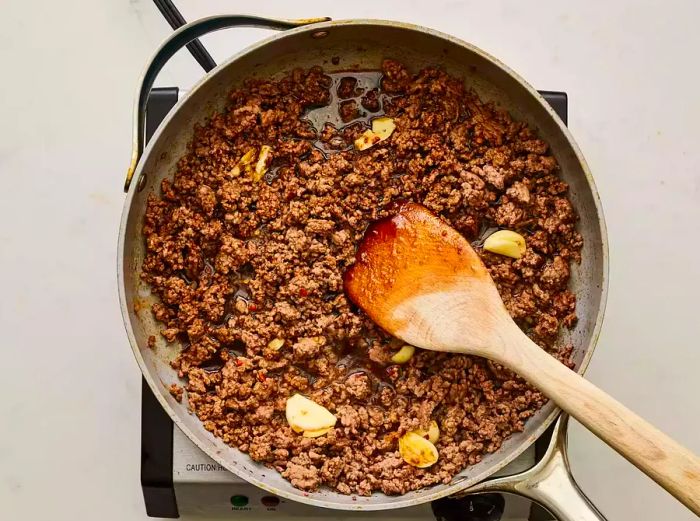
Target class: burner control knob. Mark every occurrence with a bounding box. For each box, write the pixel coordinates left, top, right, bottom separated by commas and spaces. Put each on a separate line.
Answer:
261, 495, 280, 507
431, 494, 505, 521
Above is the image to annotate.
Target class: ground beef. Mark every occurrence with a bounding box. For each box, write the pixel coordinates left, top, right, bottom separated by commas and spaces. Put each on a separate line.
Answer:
169, 383, 184, 403
141, 60, 582, 496
361, 88, 381, 113
339, 99, 360, 123
337, 76, 359, 99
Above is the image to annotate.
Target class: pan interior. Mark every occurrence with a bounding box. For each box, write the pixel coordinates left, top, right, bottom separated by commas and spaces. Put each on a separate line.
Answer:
119, 20, 606, 510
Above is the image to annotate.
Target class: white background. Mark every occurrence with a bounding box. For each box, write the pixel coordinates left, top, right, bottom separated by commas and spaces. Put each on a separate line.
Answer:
1, 0, 699, 520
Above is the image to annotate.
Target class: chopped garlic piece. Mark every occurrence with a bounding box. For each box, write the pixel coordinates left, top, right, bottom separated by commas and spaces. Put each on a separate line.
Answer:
229, 149, 257, 177
240, 149, 256, 165
371, 117, 396, 140
391, 344, 415, 364
483, 230, 526, 259
253, 145, 273, 182
354, 129, 382, 151
399, 432, 439, 468
354, 117, 396, 151
267, 338, 284, 351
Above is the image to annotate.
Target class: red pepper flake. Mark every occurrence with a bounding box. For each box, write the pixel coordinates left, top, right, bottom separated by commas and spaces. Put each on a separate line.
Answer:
257, 372, 266, 382
235, 358, 244, 367
386, 365, 400, 380
248, 302, 258, 311
299, 288, 309, 297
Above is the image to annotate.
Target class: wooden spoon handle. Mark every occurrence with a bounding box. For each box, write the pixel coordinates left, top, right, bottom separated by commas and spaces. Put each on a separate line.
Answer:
498, 335, 700, 515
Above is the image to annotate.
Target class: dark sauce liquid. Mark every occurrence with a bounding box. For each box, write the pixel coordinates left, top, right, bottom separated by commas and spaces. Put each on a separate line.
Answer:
303, 72, 394, 156
472, 223, 500, 248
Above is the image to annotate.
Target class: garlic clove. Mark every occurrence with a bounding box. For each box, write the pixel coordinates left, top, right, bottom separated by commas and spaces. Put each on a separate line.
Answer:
483, 230, 526, 259
399, 431, 439, 468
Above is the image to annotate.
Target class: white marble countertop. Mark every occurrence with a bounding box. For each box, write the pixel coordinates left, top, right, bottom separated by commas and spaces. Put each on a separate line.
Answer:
1, 1, 699, 519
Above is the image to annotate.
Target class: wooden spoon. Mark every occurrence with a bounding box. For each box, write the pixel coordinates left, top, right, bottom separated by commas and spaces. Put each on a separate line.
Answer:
343, 201, 700, 515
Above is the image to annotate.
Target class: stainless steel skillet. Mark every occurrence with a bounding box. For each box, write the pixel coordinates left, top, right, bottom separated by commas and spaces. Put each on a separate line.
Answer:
118, 15, 608, 519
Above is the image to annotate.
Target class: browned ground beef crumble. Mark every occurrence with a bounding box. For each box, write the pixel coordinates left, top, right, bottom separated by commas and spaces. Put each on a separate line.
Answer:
141, 59, 581, 496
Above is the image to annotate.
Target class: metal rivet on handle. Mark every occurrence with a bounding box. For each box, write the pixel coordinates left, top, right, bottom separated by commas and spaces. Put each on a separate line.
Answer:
137, 173, 147, 192
311, 30, 329, 39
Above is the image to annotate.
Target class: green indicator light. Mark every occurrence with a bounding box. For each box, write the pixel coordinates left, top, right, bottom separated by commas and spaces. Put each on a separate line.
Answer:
230, 495, 249, 507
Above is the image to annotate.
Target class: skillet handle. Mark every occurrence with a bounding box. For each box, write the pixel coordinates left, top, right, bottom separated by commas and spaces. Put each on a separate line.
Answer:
123, 15, 331, 192
460, 415, 607, 521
